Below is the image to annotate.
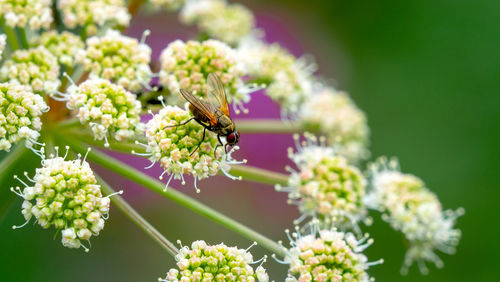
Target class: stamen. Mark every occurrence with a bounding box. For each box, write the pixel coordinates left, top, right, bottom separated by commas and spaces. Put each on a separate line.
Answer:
271, 254, 287, 264
14, 175, 30, 188
180, 173, 186, 185
103, 135, 110, 148
140, 29, 151, 45
106, 190, 124, 198
245, 241, 257, 252
23, 171, 35, 183
145, 161, 156, 169
63, 146, 70, 160
159, 170, 168, 180
193, 177, 200, 193
82, 147, 91, 163
252, 254, 267, 265
10, 187, 24, 197
131, 150, 153, 157
12, 218, 30, 229
63, 72, 76, 86
164, 174, 174, 191
158, 96, 166, 107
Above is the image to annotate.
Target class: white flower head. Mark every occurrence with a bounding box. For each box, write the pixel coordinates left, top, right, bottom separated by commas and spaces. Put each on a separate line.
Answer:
10, 147, 120, 251
281, 224, 382, 281
299, 86, 370, 162
0, 82, 48, 152
159, 39, 255, 114
141, 104, 245, 193
277, 133, 369, 232
57, 0, 130, 36
0, 0, 53, 29
238, 37, 317, 116
56, 77, 142, 147
38, 31, 85, 68
77, 29, 153, 92
160, 240, 268, 281
365, 157, 465, 274
180, 0, 255, 45
0, 46, 60, 95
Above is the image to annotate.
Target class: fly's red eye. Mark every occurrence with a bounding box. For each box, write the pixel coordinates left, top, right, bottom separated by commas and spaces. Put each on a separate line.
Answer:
227, 133, 236, 144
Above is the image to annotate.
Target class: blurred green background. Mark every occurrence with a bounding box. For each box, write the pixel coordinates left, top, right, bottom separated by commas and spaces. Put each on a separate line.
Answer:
1, 0, 499, 281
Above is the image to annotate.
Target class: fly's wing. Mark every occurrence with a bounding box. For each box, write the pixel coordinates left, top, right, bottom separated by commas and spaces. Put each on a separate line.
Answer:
207, 73, 230, 116
179, 89, 218, 126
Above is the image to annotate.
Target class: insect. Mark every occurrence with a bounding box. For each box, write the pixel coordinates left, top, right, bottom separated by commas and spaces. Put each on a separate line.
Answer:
168, 73, 240, 157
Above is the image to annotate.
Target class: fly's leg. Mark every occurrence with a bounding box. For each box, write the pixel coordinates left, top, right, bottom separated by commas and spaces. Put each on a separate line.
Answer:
214, 135, 224, 159
163, 117, 195, 129
190, 127, 206, 156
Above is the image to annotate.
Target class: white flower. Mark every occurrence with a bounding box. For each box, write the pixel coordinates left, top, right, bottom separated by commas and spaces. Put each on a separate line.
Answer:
365, 157, 464, 274
77, 29, 152, 92
0, 46, 60, 95
180, 0, 254, 45
0, 0, 53, 29
0, 82, 48, 151
283, 226, 381, 281
38, 31, 85, 68
142, 105, 244, 192
10, 150, 116, 251
160, 240, 268, 281
299, 87, 370, 162
159, 39, 253, 113
277, 134, 368, 232
57, 0, 130, 35
238, 37, 316, 116
62, 78, 142, 147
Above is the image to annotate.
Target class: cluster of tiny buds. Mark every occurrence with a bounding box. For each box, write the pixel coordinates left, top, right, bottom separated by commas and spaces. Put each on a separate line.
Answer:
0, 46, 60, 95
137, 103, 245, 193
10, 146, 122, 251
277, 133, 369, 233
274, 221, 382, 282
180, 0, 255, 45
0, 0, 53, 29
365, 157, 464, 274
57, 0, 131, 35
159, 39, 254, 114
76, 29, 153, 92
160, 240, 269, 281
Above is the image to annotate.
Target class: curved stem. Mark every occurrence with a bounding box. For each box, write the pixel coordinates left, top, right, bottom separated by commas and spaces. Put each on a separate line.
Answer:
60, 136, 286, 257
96, 175, 179, 257
235, 119, 303, 134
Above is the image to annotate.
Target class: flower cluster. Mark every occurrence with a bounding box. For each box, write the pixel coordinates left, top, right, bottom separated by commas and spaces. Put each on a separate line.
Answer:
143, 105, 243, 192
57, 0, 130, 36
283, 227, 380, 281
11, 150, 112, 251
160, 240, 268, 281
0, 34, 6, 61
0, 82, 48, 151
278, 134, 368, 231
0, 0, 52, 29
365, 157, 464, 274
76, 30, 152, 92
38, 31, 85, 68
150, 0, 185, 11
238, 38, 316, 115
299, 87, 370, 162
63, 78, 142, 146
180, 0, 255, 45
159, 39, 250, 112
0, 46, 60, 95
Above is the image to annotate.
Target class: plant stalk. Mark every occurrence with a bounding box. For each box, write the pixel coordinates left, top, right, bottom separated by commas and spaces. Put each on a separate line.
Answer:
235, 119, 303, 134
61, 136, 286, 257
96, 175, 179, 257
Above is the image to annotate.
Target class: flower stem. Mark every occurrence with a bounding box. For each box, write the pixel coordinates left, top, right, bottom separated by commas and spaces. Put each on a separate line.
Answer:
229, 164, 288, 186
96, 175, 179, 257
1, 20, 20, 51
61, 136, 286, 257
17, 27, 29, 49
235, 119, 303, 134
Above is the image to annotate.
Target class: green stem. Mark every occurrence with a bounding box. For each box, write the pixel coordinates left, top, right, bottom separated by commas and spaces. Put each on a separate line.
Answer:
17, 27, 29, 49
1, 20, 20, 51
96, 175, 179, 257
61, 136, 286, 257
235, 119, 303, 134
229, 165, 288, 186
